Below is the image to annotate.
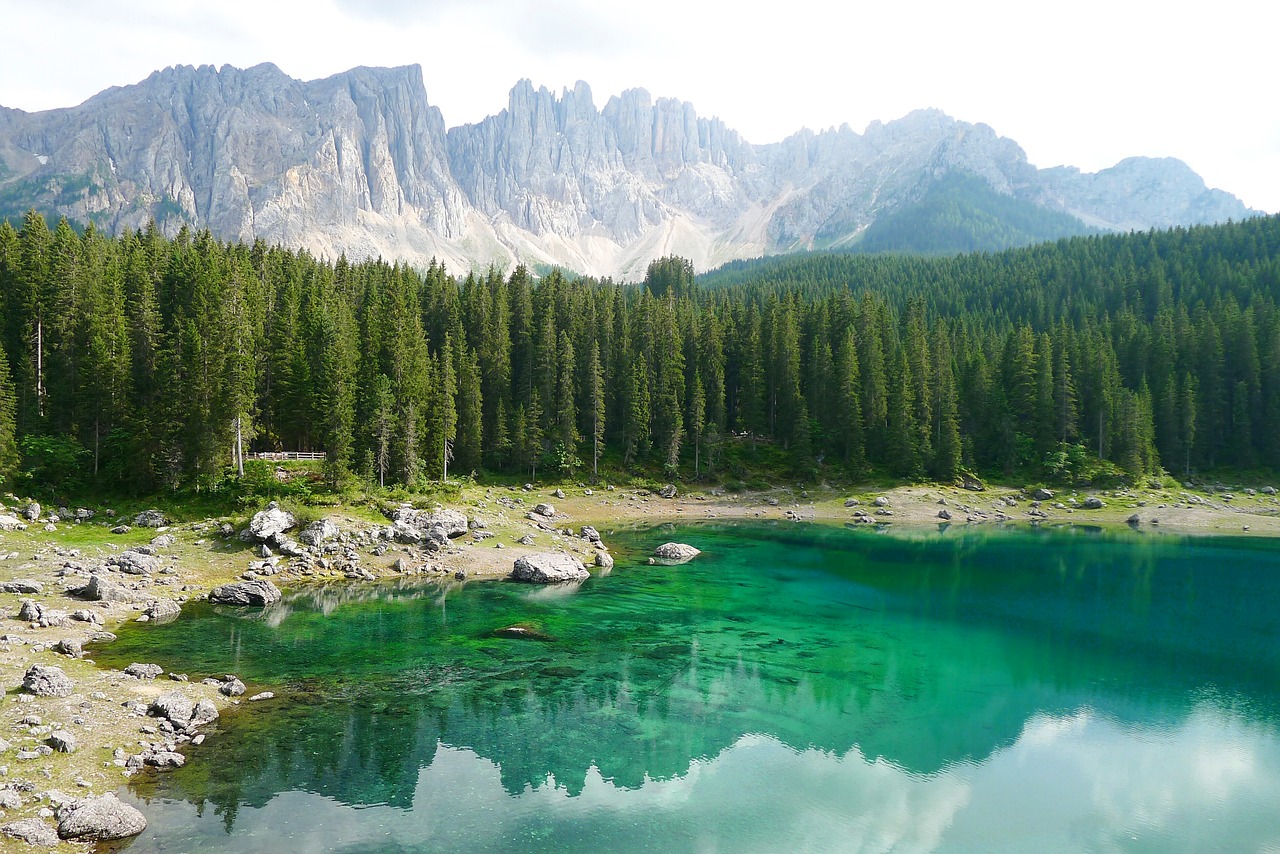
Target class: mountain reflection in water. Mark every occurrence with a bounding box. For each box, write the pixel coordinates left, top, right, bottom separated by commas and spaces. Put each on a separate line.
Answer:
96, 524, 1280, 853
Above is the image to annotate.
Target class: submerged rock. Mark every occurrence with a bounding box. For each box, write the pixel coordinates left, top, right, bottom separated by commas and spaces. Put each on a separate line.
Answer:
652, 543, 701, 564
56, 793, 146, 841
143, 599, 182, 623
510, 553, 589, 584
209, 579, 282, 607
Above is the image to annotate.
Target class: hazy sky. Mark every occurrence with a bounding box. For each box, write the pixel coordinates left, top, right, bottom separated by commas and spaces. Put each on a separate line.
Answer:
2, 0, 1275, 212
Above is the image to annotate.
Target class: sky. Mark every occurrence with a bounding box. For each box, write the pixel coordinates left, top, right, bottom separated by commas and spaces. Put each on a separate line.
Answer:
2, 0, 1275, 212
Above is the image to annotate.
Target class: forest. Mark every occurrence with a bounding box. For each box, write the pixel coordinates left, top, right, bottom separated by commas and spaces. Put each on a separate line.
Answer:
0, 210, 1277, 498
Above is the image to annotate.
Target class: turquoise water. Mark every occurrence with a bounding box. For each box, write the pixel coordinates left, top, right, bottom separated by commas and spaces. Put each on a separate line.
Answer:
95, 523, 1280, 852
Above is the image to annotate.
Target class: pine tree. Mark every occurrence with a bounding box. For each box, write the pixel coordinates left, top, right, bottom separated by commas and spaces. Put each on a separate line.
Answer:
586, 340, 605, 477
455, 345, 484, 476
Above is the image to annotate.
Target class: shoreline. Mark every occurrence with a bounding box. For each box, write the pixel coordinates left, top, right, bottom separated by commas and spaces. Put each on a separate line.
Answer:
0, 480, 1277, 847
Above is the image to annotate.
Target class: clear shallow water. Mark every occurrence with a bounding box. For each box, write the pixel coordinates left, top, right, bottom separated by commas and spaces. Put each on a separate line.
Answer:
93, 523, 1280, 853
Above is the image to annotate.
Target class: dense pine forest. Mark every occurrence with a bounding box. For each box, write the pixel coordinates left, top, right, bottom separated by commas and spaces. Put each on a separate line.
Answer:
0, 210, 1277, 497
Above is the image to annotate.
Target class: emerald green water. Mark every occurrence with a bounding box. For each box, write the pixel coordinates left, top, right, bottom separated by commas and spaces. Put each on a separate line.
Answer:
94, 523, 1280, 852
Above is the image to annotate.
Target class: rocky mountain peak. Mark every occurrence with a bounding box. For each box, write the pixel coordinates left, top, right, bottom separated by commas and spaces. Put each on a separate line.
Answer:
0, 64, 1260, 279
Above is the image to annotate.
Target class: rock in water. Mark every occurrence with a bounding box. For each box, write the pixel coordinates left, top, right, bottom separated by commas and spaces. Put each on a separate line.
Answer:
23, 664, 73, 697
56, 793, 146, 841
209, 579, 282, 606
652, 543, 701, 564
247, 501, 297, 542
144, 599, 182, 623
124, 663, 164, 679
595, 551, 614, 570
510, 553, 589, 583
2, 818, 59, 846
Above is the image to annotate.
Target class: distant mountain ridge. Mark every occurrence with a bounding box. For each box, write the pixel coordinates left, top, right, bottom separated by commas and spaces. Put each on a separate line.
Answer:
0, 63, 1259, 279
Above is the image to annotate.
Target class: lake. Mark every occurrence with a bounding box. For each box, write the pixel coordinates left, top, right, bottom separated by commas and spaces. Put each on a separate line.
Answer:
95, 522, 1280, 852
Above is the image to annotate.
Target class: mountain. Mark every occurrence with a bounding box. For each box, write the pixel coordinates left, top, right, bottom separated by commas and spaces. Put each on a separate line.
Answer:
0, 63, 1260, 279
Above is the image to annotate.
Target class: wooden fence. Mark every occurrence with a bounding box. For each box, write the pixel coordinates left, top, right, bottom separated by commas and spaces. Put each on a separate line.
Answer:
248, 451, 327, 461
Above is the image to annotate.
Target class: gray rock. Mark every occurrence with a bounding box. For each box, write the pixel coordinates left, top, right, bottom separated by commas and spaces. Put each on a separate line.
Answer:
1084, 496, 1106, 509
143, 599, 182, 624
22, 665, 73, 697
653, 543, 701, 564
0, 514, 28, 531
962, 477, 986, 492
56, 794, 146, 840
189, 700, 219, 728
114, 550, 161, 575
2, 818, 58, 846
510, 553, 589, 584
873, 496, 891, 507
1032, 488, 1054, 501
48, 731, 76, 753
53, 639, 83, 658
516, 535, 535, 546
150, 533, 176, 548
1127, 513, 1141, 525
843, 498, 861, 507
219, 678, 246, 697
22, 502, 41, 521
133, 509, 166, 528
145, 750, 186, 768
594, 551, 614, 570
658, 484, 678, 499
298, 518, 340, 546
532, 503, 555, 518
938, 509, 952, 520
248, 691, 274, 701
109, 524, 131, 535
209, 579, 282, 607
1, 580, 42, 594
552, 488, 566, 499
149, 691, 194, 726
247, 502, 296, 543
124, 663, 164, 679
1263, 486, 1277, 496
580, 526, 601, 542
75, 574, 135, 603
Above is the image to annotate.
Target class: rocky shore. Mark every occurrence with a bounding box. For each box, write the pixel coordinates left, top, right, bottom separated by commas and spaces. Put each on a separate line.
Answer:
0, 478, 1276, 847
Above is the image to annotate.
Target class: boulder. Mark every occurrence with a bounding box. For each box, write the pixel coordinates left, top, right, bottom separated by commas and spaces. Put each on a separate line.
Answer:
843, 498, 861, 507
873, 496, 891, 507
962, 477, 986, 492
552, 488, 566, 499
938, 509, 952, 520
48, 730, 77, 753
22, 664, 73, 697
150, 533, 176, 548
209, 579, 282, 607
532, 503, 556, 518
114, 550, 162, 575
595, 551, 614, 570
298, 518, 340, 546
580, 526, 602, 542
56, 793, 146, 841
144, 750, 186, 768
133, 509, 166, 528
658, 484, 678, 499
1127, 513, 1141, 525
653, 543, 701, 564
0, 514, 28, 531
2, 818, 59, 847
0, 580, 43, 594
22, 502, 41, 521
76, 574, 135, 603
1263, 486, 1277, 496
143, 599, 182, 624
149, 691, 194, 727
1084, 496, 1106, 509
53, 639, 83, 658
247, 501, 296, 543
390, 507, 468, 538
219, 678, 246, 697
510, 553, 590, 584
124, 663, 164, 679
109, 524, 131, 535
189, 699, 219, 728
1032, 488, 1054, 501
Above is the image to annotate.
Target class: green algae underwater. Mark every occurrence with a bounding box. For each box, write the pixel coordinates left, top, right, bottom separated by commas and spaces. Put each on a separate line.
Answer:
93, 523, 1280, 852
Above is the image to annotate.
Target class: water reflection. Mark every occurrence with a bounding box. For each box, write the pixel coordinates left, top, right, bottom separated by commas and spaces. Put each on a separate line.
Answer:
96, 524, 1280, 852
